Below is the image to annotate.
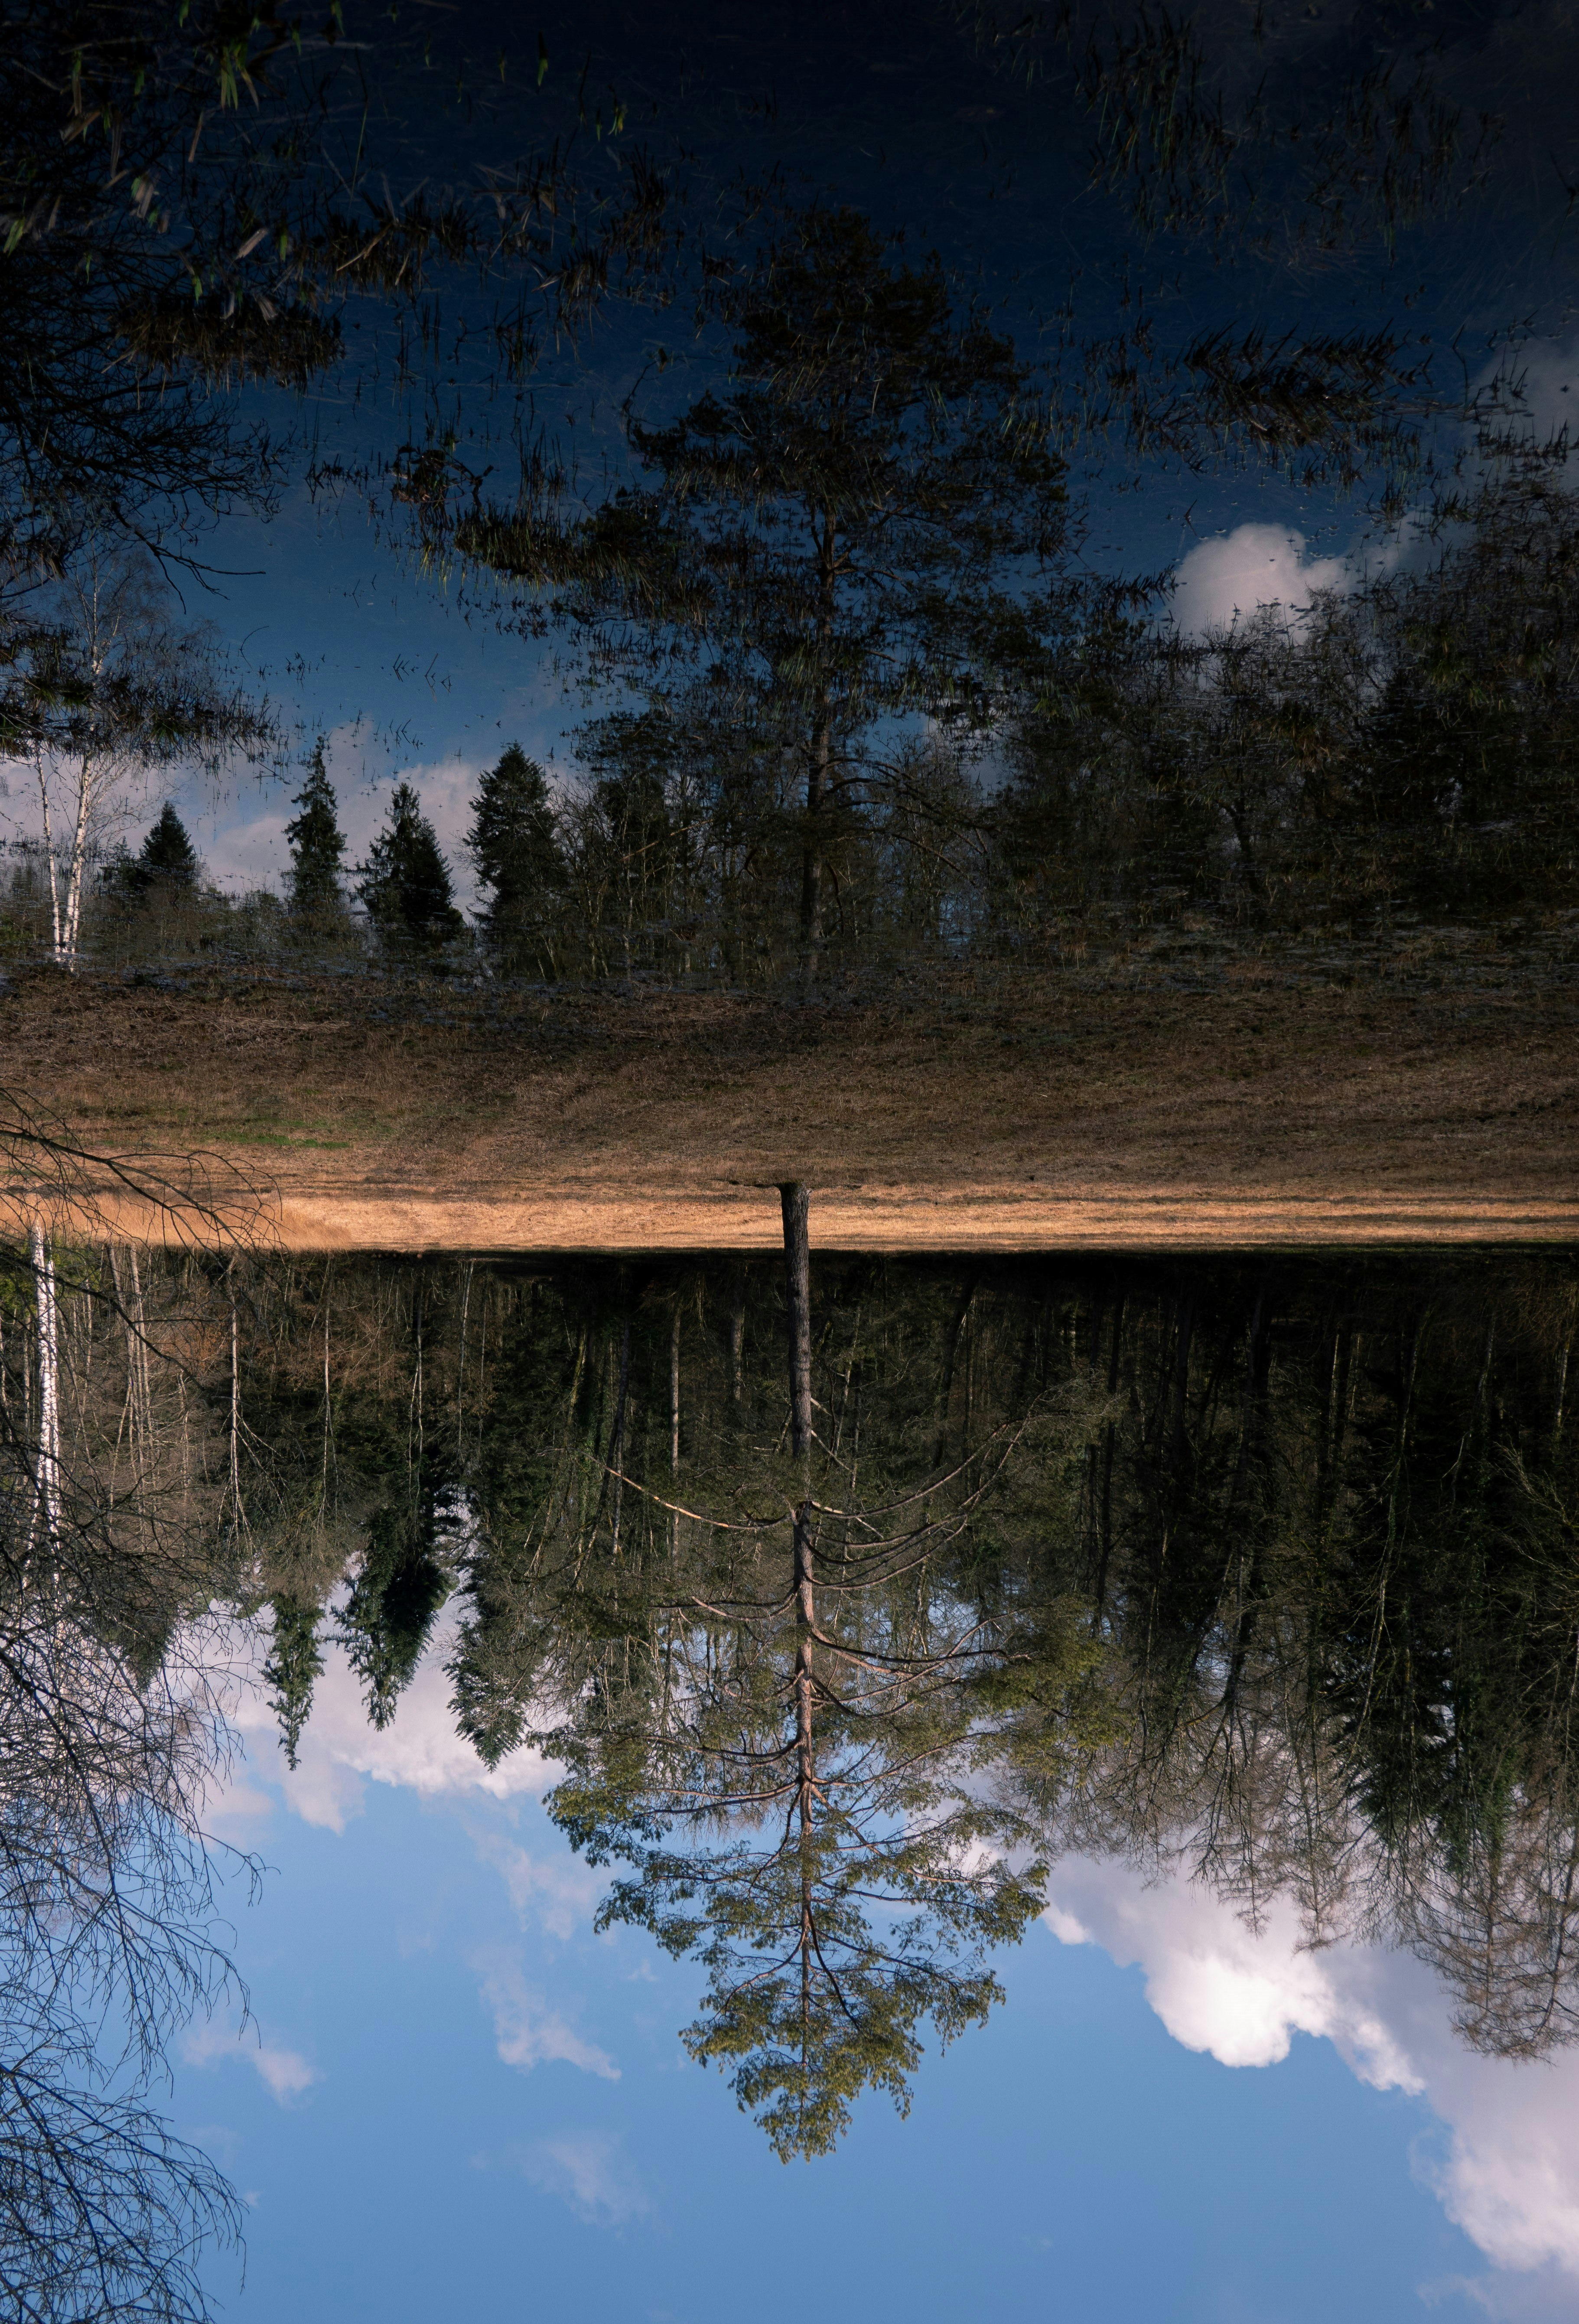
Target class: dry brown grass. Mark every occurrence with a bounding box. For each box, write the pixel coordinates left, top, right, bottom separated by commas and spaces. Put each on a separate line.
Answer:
5, 955, 1575, 1248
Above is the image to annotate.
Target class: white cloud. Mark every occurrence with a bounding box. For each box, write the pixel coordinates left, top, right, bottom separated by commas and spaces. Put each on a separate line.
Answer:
517, 2131, 651, 2226
1044, 1856, 1418, 2084
471, 1947, 619, 2081
181, 2013, 319, 2104
230, 1617, 548, 1834
326, 738, 489, 914
1042, 1855, 1579, 2299
473, 1830, 607, 1941
1170, 523, 1351, 637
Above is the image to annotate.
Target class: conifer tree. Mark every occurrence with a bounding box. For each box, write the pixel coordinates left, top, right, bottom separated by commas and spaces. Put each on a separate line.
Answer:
285, 742, 348, 919
462, 205, 1067, 992
114, 802, 200, 903
466, 743, 566, 973
354, 781, 464, 955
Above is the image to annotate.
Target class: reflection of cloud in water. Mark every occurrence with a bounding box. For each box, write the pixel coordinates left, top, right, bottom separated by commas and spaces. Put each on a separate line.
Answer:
229, 1615, 547, 1834
1045, 1858, 1579, 2301
514, 2131, 651, 2226
470, 1946, 619, 2082
1170, 523, 1350, 636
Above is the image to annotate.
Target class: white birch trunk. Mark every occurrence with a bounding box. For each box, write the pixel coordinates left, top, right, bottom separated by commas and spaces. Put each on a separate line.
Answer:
62, 754, 94, 967
29, 1222, 62, 1569
36, 762, 63, 960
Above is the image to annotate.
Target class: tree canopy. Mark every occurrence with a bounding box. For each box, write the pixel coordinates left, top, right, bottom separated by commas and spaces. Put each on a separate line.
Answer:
354, 780, 463, 956
462, 205, 1068, 988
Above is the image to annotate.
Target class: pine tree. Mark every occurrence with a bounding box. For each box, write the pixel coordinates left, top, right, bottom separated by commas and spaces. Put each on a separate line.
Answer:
466, 743, 566, 973
462, 206, 1067, 992
354, 781, 464, 955
285, 742, 348, 919
114, 802, 200, 903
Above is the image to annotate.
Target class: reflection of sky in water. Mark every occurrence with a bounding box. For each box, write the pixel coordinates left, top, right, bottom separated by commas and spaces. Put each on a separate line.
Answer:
178, 1616, 1579, 2323
6, 0, 1579, 903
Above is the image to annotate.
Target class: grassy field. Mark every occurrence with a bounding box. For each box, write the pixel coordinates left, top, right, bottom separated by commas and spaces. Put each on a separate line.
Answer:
6, 947, 1576, 1247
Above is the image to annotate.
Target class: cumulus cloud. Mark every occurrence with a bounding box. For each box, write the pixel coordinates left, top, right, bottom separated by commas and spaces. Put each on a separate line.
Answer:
472, 1831, 607, 1941
471, 1948, 619, 2081
1043, 1855, 1579, 2300
1044, 1856, 1417, 2083
177, 721, 502, 906
516, 2131, 651, 2226
230, 1617, 547, 1834
1170, 523, 1351, 636
180, 2014, 319, 2104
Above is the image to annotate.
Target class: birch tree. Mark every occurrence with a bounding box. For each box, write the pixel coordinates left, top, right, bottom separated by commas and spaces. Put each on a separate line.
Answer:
14, 553, 273, 968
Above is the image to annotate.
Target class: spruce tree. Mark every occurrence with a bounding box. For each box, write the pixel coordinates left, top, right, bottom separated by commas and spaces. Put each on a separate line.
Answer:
115, 802, 200, 902
466, 743, 566, 973
285, 742, 348, 919
354, 780, 464, 955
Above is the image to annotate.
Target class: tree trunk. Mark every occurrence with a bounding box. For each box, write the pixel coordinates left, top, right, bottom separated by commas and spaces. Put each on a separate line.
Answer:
780, 1183, 813, 1458
36, 765, 62, 963
63, 756, 94, 969
799, 513, 838, 999
29, 1222, 61, 1570
799, 715, 828, 998
729, 1271, 746, 1408
775, 1179, 818, 2037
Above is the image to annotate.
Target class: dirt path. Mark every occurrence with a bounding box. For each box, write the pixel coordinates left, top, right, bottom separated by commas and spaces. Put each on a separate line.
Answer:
7, 961, 1576, 1247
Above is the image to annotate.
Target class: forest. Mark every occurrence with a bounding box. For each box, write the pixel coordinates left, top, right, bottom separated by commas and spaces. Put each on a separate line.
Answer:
6, 1213, 1576, 2188
2, 7, 1575, 998
1, 2, 1575, 2312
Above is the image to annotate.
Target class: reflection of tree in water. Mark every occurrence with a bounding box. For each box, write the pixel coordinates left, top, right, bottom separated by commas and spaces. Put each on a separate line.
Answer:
223, 1236, 1579, 2147
4, 1227, 1579, 2230
423, 1245, 1579, 2111
0, 1233, 247, 2318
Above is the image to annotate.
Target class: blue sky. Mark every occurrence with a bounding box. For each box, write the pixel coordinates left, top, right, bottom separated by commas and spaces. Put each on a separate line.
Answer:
168, 1621, 1579, 2324
7, 0, 1579, 909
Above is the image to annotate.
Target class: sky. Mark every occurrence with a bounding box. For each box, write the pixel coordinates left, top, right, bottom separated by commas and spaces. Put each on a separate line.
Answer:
6, 0, 1579, 909
168, 1616, 1579, 2324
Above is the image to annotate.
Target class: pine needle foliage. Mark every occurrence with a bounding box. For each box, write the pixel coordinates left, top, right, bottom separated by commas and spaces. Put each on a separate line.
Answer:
285, 741, 348, 921
354, 781, 464, 958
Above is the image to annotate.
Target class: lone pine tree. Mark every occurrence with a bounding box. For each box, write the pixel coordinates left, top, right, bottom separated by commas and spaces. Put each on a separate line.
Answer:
466, 743, 566, 973
355, 781, 464, 955
285, 742, 348, 919
461, 203, 1067, 991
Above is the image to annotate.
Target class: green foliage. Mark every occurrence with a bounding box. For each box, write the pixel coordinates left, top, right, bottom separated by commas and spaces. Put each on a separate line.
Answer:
110, 801, 199, 902
285, 741, 348, 920
263, 1594, 325, 1771
354, 780, 464, 958
42, 1243, 1579, 2159
339, 1497, 454, 1731
466, 743, 566, 974
461, 203, 1067, 988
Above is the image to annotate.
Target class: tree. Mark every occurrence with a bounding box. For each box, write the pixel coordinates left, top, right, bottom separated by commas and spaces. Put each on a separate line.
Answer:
462, 204, 1068, 991
0, 7, 663, 598
285, 741, 348, 921
466, 743, 566, 975
354, 782, 464, 957
0, 1223, 254, 2319
442, 1200, 1085, 2157
13, 551, 273, 968
111, 802, 201, 907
